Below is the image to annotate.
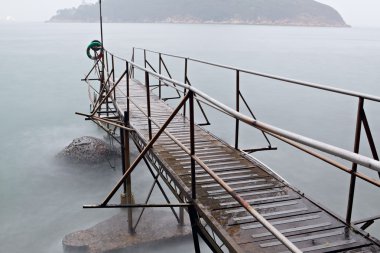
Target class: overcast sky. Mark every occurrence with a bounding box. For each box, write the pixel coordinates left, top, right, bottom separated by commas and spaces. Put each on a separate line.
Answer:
0, 0, 380, 27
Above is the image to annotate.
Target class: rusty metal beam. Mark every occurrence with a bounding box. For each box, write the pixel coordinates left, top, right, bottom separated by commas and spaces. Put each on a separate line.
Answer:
88, 93, 190, 207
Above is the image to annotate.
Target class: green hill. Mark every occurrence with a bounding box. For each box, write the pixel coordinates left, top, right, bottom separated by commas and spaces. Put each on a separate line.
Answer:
49, 0, 348, 27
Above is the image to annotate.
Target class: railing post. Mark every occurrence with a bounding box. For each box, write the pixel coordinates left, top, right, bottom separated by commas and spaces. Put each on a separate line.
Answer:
126, 62, 130, 112
121, 111, 134, 233
183, 58, 188, 117
144, 49, 147, 68
189, 90, 196, 200
159, 53, 162, 99
235, 70, 240, 149
145, 71, 153, 140
131, 47, 135, 78
188, 89, 201, 253
105, 51, 109, 76
346, 97, 364, 224
112, 54, 115, 98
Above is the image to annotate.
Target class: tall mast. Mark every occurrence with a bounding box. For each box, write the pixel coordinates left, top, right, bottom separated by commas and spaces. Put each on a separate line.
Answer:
99, 0, 105, 85
99, 0, 104, 46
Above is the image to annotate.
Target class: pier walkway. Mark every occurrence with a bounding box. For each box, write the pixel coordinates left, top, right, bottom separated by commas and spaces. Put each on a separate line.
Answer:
80, 48, 380, 253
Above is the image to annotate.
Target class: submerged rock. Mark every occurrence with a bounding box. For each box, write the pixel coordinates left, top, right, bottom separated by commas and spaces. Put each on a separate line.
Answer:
57, 136, 119, 164
63, 210, 191, 253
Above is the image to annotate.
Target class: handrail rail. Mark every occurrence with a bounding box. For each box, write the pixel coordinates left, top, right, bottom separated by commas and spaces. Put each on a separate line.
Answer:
105, 49, 380, 173
134, 47, 380, 103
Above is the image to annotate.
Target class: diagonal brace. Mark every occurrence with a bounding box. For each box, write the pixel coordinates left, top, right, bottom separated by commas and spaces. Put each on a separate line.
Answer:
84, 93, 190, 208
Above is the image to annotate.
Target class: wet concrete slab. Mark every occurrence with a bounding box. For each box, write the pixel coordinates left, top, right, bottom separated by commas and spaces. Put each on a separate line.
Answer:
63, 209, 191, 253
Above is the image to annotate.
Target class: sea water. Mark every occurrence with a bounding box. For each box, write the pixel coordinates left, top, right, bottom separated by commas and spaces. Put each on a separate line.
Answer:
0, 22, 379, 253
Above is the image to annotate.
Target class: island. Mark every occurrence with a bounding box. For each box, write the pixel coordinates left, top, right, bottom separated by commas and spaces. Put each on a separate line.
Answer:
49, 0, 348, 27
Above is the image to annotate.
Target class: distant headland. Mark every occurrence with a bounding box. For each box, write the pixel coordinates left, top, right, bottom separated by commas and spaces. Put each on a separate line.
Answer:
49, 0, 348, 27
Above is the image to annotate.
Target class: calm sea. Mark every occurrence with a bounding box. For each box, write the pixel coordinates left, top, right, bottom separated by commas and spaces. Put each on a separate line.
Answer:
0, 22, 379, 253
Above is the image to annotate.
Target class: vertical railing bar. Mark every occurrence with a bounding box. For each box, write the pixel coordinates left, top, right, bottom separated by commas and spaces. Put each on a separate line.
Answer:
346, 97, 364, 224
183, 58, 188, 117
125, 64, 132, 230
190, 91, 196, 200
145, 71, 153, 140
159, 53, 162, 99
131, 47, 135, 78
235, 70, 240, 149
187, 92, 201, 253
120, 115, 127, 194
123, 111, 133, 233
144, 49, 147, 68
95, 57, 103, 81
126, 61, 130, 112
189, 206, 201, 253
105, 51, 109, 76
112, 54, 115, 98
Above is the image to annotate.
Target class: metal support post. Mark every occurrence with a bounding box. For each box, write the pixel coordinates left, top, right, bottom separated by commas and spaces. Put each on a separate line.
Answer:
131, 47, 135, 78
105, 51, 109, 76
120, 122, 127, 196
126, 62, 130, 108
145, 71, 153, 140
159, 53, 162, 99
346, 97, 364, 224
122, 111, 134, 233
144, 49, 147, 68
112, 54, 115, 98
235, 70, 240, 149
188, 205, 201, 253
183, 58, 188, 117
189, 91, 196, 200
179, 203, 185, 225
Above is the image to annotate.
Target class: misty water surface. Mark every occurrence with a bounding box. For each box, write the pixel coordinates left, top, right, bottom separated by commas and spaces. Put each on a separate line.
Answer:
0, 23, 379, 253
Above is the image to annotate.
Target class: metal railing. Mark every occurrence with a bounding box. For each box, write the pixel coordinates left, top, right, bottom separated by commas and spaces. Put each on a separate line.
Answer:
132, 47, 380, 225
81, 47, 380, 253
133, 47, 278, 152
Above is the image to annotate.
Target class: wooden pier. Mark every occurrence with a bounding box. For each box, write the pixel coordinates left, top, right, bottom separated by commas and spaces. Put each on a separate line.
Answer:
80, 47, 380, 253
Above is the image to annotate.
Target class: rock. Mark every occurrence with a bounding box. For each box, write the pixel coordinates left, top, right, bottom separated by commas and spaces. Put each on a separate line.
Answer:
63, 210, 191, 253
57, 136, 119, 164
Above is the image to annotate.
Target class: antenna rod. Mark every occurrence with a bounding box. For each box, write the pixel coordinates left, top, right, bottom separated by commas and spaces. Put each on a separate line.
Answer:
99, 0, 105, 85
99, 0, 104, 45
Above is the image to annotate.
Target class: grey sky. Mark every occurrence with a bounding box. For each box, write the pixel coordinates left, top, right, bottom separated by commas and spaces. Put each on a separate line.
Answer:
0, 0, 380, 27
